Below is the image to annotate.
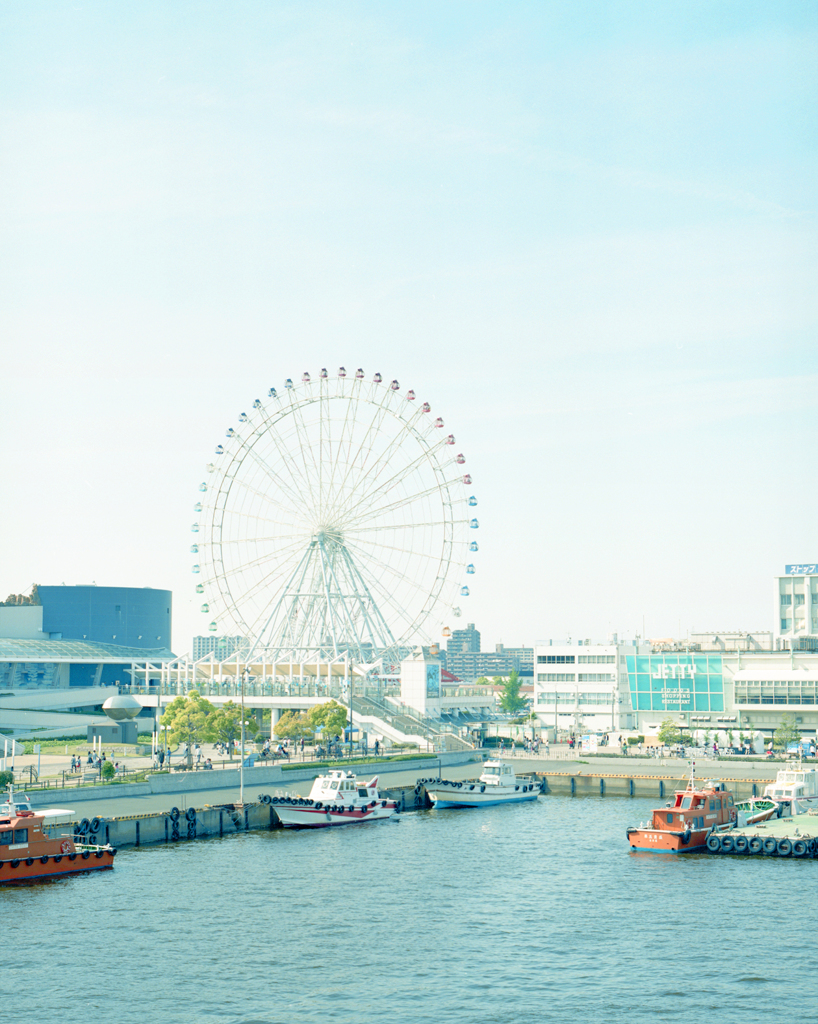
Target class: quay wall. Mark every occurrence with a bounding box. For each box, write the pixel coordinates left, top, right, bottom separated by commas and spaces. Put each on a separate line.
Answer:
30, 751, 479, 808
535, 772, 766, 801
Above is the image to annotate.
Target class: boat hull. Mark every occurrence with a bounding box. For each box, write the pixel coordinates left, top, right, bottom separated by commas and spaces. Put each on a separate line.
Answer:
273, 802, 398, 828
626, 827, 711, 853
0, 850, 115, 883
428, 788, 539, 809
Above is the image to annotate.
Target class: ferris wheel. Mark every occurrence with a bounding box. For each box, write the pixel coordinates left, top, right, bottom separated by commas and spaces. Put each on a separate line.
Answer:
191, 368, 478, 663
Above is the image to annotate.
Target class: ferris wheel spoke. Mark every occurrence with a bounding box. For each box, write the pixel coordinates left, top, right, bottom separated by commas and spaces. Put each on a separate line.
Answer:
205, 537, 308, 590
285, 393, 324, 511
340, 481, 457, 532
331, 395, 392, 506
346, 548, 446, 638
215, 471, 311, 527
226, 431, 313, 519
339, 446, 457, 524
341, 407, 435, 510
345, 532, 459, 572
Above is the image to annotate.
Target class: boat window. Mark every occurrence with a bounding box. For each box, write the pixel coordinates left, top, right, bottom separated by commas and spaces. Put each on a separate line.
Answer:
681, 796, 692, 809
666, 814, 673, 824
0, 830, 11, 846
357, 788, 368, 797
485, 767, 500, 775
710, 800, 715, 810
14, 829, 27, 844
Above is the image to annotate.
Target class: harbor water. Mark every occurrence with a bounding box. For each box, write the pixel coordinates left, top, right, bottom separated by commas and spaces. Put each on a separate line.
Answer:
3, 794, 815, 1023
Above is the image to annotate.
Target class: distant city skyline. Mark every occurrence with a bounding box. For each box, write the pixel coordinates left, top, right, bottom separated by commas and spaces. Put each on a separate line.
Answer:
2, 2, 815, 657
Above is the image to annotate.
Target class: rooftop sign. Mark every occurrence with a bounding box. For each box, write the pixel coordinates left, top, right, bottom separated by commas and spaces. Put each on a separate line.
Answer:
785, 565, 818, 575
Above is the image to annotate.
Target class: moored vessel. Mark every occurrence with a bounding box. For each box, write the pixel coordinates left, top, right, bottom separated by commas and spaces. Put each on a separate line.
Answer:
762, 764, 818, 817
626, 767, 736, 853
425, 760, 541, 808
0, 787, 115, 883
264, 771, 399, 828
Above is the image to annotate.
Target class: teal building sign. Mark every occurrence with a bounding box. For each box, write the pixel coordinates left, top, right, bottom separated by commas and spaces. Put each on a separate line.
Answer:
625, 654, 724, 713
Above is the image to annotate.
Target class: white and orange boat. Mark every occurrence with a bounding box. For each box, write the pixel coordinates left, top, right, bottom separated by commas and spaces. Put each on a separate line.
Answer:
0, 787, 115, 883
265, 770, 399, 828
626, 767, 737, 853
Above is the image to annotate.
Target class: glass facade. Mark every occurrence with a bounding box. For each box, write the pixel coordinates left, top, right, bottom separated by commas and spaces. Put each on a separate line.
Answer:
625, 654, 724, 713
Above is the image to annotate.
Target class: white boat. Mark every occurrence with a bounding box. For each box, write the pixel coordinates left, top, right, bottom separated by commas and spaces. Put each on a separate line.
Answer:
265, 770, 399, 828
763, 764, 818, 816
426, 760, 541, 808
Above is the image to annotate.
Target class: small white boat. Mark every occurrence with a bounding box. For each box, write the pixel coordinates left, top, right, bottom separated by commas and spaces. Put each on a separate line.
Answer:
426, 760, 541, 809
265, 770, 399, 828
763, 765, 818, 817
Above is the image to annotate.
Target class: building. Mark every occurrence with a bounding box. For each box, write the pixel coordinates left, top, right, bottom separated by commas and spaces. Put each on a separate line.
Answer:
447, 622, 481, 654
775, 564, 818, 651
0, 585, 175, 737
533, 641, 641, 735
191, 635, 248, 660
443, 623, 533, 683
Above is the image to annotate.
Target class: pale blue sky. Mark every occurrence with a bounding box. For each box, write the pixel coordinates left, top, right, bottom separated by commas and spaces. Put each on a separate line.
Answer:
2, 1, 816, 652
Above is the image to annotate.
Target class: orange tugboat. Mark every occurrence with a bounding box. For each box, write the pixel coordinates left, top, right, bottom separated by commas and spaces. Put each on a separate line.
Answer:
0, 787, 115, 883
626, 765, 736, 853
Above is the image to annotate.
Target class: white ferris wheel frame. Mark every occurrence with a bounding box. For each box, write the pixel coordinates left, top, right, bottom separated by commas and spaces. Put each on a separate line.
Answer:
192, 370, 477, 665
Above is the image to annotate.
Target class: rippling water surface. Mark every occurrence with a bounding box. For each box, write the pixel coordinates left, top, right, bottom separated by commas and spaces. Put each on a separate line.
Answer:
3, 795, 815, 1023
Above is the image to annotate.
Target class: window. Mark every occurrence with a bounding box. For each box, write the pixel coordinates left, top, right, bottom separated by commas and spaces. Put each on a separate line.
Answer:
781, 619, 792, 631
543, 673, 575, 682
537, 655, 575, 664
781, 595, 792, 605
0, 830, 11, 846
578, 655, 615, 664
578, 673, 614, 682
13, 829, 28, 844
795, 594, 805, 605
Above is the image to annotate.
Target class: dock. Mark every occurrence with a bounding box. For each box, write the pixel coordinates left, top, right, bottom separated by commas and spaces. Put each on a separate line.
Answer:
706, 811, 818, 858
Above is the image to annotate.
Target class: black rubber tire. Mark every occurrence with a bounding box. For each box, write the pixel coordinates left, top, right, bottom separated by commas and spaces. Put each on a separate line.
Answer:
170, 807, 180, 821
314, 802, 322, 810
95, 851, 104, 859
185, 807, 196, 821
54, 855, 62, 863
706, 834, 721, 852
90, 817, 102, 833
748, 836, 763, 854
777, 838, 792, 857
734, 835, 749, 854
720, 836, 734, 853
68, 853, 77, 861
10, 859, 20, 868
792, 839, 808, 857
81, 851, 90, 860
25, 857, 34, 866
78, 818, 90, 835
480, 785, 486, 793
763, 837, 778, 854
40, 855, 49, 864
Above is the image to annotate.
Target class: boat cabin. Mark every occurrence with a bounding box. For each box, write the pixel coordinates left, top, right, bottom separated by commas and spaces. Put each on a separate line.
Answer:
651, 780, 734, 832
765, 768, 818, 802
311, 770, 377, 801
480, 762, 516, 787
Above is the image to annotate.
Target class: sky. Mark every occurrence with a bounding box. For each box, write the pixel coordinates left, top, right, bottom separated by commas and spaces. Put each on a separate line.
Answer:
1, 1, 816, 655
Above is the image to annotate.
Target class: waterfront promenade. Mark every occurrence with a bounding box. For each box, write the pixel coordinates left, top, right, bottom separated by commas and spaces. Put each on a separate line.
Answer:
7, 742, 785, 819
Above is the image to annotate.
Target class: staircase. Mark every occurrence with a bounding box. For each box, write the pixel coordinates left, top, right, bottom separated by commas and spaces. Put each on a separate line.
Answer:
350, 695, 474, 751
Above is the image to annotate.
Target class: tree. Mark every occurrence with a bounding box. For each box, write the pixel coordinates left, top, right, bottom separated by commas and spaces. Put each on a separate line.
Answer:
160, 691, 217, 763
101, 760, 116, 780
211, 700, 259, 756
657, 718, 683, 746
497, 670, 528, 715
274, 710, 313, 741
307, 700, 348, 740
0, 769, 13, 787
773, 713, 801, 751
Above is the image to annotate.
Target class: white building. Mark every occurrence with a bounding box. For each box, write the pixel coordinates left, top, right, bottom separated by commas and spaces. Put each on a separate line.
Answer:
775, 564, 818, 651
532, 641, 643, 736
